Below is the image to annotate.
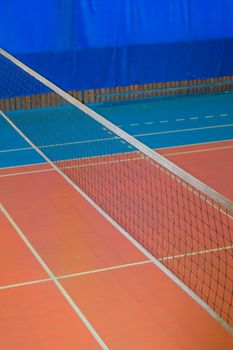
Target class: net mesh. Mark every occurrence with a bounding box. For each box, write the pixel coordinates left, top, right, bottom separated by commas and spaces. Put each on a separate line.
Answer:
1, 50, 233, 329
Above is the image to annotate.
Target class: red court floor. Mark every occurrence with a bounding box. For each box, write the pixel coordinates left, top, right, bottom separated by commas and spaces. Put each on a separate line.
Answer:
0, 140, 233, 349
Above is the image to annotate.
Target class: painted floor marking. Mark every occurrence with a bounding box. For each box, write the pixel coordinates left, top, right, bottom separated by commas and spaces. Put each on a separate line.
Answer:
134, 123, 233, 138
159, 245, 233, 262
1, 143, 233, 178
2, 244, 233, 291
0, 146, 32, 153
0, 203, 109, 350
0, 161, 47, 170
0, 136, 118, 154
0, 260, 151, 291
58, 260, 151, 280
0, 278, 51, 290
1, 122, 233, 155
0, 167, 55, 177
164, 144, 233, 157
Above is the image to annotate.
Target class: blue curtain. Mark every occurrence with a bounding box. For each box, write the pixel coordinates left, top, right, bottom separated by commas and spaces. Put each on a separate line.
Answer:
0, 0, 233, 91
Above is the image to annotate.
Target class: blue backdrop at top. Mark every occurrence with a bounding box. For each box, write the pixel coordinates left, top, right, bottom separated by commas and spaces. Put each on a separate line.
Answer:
0, 0, 233, 91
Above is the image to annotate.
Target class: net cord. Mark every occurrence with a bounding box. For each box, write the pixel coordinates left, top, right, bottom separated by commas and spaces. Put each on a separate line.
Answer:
0, 47, 232, 214
1, 108, 232, 335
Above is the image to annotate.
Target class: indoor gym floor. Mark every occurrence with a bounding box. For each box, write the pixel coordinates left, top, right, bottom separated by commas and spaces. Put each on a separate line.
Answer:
0, 92, 233, 349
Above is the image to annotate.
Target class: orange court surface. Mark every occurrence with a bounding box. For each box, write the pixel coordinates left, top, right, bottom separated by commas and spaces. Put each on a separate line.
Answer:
1, 139, 233, 349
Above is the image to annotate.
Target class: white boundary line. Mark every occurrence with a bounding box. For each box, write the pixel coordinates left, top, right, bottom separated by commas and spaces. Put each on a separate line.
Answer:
0, 203, 109, 350
1, 137, 232, 172
0, 278, 51, 290
1, 143, 233, 179
2, 243, 233, 291
1, 242, 233, 292
164, 144, 233, 157
1, 110, 232, 335
0, 146, 32, 153
0, 161, 47, 170
0, 167, 55, 178
156, 138, 233, 151
134, 123, 233, 138
159, 245, 233, 261
1, 124, 233, 155
0, 260, 151, 291
0, 48, 232, 212
58, 260, 151, 279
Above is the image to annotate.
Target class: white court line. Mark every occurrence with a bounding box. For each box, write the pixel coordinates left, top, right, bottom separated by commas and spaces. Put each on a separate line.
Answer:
159, 245, 233, 262
1, 108, 233, 225
0, 203, 109, 350
205, 115, 214, 118
134, 123, 233, 138
0, 150, 232, 337
1, 243, 233, 291
0, 146, 32, 153
3, 115, 230, 154
155, 138, 233, 151
58, 260, 151, 280
164, 144, 233, 157
0, 161, 47, 170
1, 143, 233, 179
39, 136, 118, 147
0, 278, 51, 290
1, 124, 233, 155
0, 157, 144, 178
0, 260, 151, 291
1, 123, 233, 157
0, 167, 55, 177
176, 118, 185, 122
219, 114, 229, 117
2, 242, 233, 291
1, 137, 232, 174
1, 48, 233, 332
0, 136, 118, 154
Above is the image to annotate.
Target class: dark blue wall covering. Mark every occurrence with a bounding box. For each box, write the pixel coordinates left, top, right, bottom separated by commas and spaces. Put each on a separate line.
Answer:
0, 0, 233, 91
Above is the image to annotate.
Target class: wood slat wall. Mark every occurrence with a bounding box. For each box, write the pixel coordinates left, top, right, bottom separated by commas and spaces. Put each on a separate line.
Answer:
1, 76, 233, 112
